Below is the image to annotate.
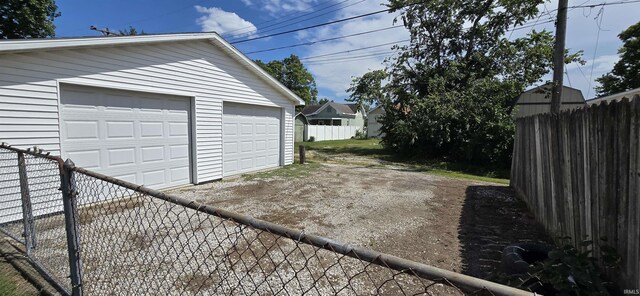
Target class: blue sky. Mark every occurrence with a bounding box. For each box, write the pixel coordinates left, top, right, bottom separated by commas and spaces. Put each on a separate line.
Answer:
53, 0, 640, 102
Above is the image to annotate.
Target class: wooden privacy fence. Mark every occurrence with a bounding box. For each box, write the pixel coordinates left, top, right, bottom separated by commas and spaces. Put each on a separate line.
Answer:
510, 96, 640, 290
307, 125, 360, 141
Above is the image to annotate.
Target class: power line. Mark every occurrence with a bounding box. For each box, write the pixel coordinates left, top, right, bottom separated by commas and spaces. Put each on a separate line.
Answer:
242, 0, 369, 38
304, 49, 398, 63
230, 7, 392, 44
587, 6, 606, 98
225, 0, 353, 36
304, 54, 393, 65
241, 0, 639, 69
233, 0, 640, 45
245, 15, 553, 56
300, 40, 409, 60
565, 64, 573, 87
244, 25, 405, 54
569, 0, 640, 8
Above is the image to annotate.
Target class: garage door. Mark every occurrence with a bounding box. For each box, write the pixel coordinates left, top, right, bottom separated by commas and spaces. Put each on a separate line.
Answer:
223, 102, 281, 177
59, 85, 191, 189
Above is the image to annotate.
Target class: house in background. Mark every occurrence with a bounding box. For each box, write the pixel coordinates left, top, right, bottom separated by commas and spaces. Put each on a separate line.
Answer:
367, 105, 385, 138
294, 113, 308, 142
514, 83, 586, 118
302, 102, 365, 128
586, 87, 640, 105
0, 33, 303, 190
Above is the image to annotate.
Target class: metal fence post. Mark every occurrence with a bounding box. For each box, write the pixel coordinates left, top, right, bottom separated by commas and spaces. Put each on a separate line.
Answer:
17, 151, 36, 254
61, 159, 83, 296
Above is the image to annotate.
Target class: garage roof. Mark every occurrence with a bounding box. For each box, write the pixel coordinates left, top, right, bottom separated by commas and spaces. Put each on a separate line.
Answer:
0, 33, 305, 105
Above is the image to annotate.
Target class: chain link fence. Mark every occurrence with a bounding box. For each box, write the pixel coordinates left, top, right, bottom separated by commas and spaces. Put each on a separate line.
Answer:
0, 143, 532, 296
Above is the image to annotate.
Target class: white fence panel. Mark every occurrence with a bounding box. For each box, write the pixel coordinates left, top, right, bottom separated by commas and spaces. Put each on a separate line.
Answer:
306, 125, 359, 141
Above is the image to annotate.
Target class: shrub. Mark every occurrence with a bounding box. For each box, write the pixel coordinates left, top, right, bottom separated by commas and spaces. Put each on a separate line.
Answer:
354, 129, 367, 140
379, 78, 517, 167
493, 239, 620, 295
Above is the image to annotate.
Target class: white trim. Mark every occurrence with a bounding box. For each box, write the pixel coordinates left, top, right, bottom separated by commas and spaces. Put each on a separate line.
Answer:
307, 101, 331, 116
1, 33, 305, 106
57, 79, 197, 97
0, 33, 219, 53
189, 96, 198, 184
306, 102, 360, 117
367, 105, 384, 115
280, 107, 286, 166
587, 87, 640, 104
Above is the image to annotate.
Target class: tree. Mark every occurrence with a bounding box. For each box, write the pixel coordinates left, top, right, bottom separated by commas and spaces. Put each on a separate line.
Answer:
595, 21, 640, 97
346, 69, 386, 112
254, 54, 318, 106
119, 26, 146, 36
1, 0, 60, 39
379, 0, 581, 166
318, 98, 330, 105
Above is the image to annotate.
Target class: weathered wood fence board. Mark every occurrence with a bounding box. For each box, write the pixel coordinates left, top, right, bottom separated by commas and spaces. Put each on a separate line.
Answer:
511, 95, 640, 290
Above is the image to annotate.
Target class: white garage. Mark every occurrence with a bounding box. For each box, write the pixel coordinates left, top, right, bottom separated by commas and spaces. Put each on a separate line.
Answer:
223, 102, 281, 177
0, 33, 304, 189
60, 85, 192, 189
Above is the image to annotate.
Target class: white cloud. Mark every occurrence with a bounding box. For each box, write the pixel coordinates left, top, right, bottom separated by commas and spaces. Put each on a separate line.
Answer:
194, 6, 257, 37
242, 0, 319, 15
301, 0, 406, 98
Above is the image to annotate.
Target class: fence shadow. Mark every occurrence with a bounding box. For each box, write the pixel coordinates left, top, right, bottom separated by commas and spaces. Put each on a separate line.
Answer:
457, 185, 551, 278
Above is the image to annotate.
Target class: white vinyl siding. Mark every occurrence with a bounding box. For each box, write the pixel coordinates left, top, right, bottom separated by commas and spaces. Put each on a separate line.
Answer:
0, 40, 296, 183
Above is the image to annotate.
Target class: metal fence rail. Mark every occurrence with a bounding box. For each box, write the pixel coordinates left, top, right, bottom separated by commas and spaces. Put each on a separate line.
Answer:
0, 142, 532, 295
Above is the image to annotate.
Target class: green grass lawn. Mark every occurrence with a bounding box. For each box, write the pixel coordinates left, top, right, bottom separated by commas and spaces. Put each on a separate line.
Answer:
242, 162, 322, 180
0, 261, 37, 296
296, 139, 509, 184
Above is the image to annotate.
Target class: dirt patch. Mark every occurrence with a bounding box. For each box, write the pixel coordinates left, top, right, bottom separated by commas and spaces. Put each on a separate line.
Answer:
178, 273, 218, 294
168, 157, 550, 284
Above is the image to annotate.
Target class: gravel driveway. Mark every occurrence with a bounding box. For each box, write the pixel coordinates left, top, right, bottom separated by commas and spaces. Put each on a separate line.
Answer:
169, 155, 550, 279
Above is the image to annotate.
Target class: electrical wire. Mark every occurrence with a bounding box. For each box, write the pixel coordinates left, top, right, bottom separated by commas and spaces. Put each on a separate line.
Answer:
239, 0, 639, 70
587, 6, 606, 98
225, 0, 354, 36
230, 8, 393, 44
244, 25, 405, 54
565, 64, 573, 87
242, 0, 369, 38
304, 53, 393, 65
244, 15, 554, 56
299, 40, 409, 60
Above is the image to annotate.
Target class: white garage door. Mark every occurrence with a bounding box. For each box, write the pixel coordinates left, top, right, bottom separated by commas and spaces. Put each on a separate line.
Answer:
60, 85, 191, 189
223, 102, 281, 177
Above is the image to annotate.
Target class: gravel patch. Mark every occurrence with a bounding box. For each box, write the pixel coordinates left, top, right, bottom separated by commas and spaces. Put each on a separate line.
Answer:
6, 155, 548, 295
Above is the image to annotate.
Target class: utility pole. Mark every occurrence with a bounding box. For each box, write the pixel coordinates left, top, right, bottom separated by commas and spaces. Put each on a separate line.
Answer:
550, 0, 568, 115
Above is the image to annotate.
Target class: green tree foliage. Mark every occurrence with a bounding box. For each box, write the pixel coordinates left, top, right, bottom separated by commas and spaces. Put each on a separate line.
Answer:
346, 69, 386, 112
255, 54, 318, 106
595, 21, 640, 97
379, 0, 580, 167
1, 0, 60, 39
318, 97, 330, 105
119, 26, 146, 36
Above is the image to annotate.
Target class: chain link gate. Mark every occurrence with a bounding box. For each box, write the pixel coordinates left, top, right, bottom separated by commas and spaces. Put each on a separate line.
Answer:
0, 143, 533, 296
